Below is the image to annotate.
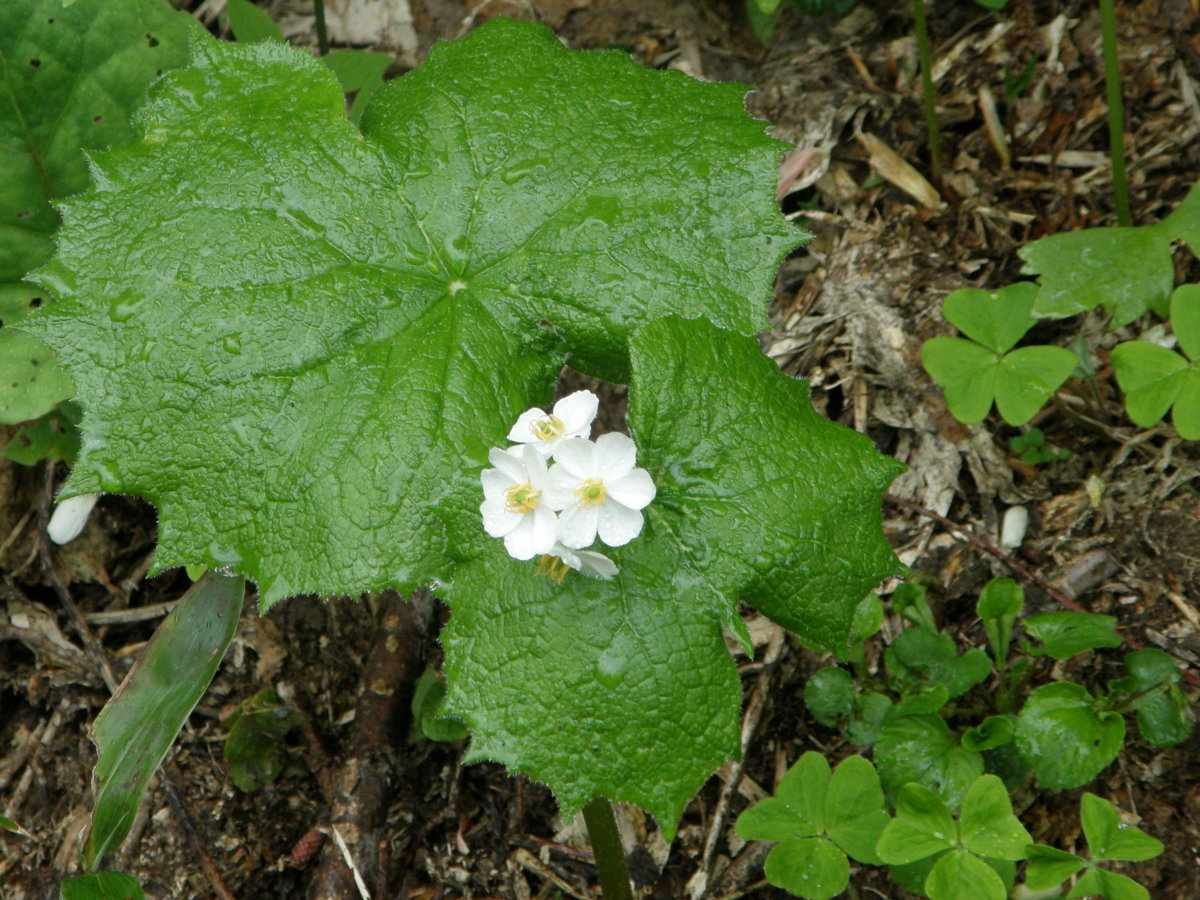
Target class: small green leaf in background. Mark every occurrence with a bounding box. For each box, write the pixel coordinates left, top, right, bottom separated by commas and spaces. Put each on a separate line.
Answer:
1009, 427, 1070, 464
223, 687, 302, 792
976, 577, 1022, 664
891, 581, 938, 633
1, 400, 81, 465
60, 872, 144, 900
961, 715, 1015, 753
1, 814, 31, 837
1022, 183, 1200, 327
885, 628, 992, 699
1, 0, 199, 427
921, 282, 1077, 425
835, 592, 883, 666
321, 49, 392, 124
223, 0, 285, 43
846, 691, 892, 746
735, 752, 889, 900
804, 667, 855, 728
409, 665, 469, 743
1023, 611, 1122, 658
891, 684, 950, 719
873, 714, 983, 808
1015, 682, 1124, 790
87, 570, 245, 870
1108, 648, 1193, 748
1112, 284, 1200, 439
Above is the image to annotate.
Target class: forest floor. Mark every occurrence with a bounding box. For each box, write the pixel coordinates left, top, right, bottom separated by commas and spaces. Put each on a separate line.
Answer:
3, 0, 1200, 898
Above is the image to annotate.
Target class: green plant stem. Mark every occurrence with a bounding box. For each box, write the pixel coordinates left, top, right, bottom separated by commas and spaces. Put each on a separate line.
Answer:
1099, 0, 1131, 226
313, 0, 329, 56
911, 0, 941, 188
582, 797, 634, 900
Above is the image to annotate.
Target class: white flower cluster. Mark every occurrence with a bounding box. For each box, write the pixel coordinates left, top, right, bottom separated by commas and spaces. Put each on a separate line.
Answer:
479, 390, 656, 580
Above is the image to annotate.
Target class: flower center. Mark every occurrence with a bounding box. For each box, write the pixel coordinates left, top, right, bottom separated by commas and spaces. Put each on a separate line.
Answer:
530, 414, 565, 442
505, 483, 540, 513
536, 554, 569, 584
575, 478, 607, 508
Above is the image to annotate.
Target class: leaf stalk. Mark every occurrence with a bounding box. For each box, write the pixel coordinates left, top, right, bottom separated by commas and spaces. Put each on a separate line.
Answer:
582, 797, 634, 900
1099, 0, 1131, 226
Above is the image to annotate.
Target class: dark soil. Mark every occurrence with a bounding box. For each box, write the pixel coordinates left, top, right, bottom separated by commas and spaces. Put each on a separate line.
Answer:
3, 1, 1200, 898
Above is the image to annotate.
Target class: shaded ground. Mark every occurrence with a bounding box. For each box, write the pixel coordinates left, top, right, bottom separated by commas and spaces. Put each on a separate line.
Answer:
3, 0, 1200, 897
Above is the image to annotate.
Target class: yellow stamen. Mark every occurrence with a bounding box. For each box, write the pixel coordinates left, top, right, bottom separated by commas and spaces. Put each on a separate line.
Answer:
575, 478, 606, 508
505, 483, 539, 513
530, 413, 565, 442
536, 554, 569, 583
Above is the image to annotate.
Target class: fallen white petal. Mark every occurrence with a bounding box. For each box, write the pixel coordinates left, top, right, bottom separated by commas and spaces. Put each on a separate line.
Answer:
47, 493, 100, 545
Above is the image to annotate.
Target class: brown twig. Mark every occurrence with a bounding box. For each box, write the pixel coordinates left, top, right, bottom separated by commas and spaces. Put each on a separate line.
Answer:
308, 588, 434, 900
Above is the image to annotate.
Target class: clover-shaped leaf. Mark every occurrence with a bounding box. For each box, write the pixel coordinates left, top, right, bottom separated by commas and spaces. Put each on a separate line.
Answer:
1021, 183, 1200, 327
1112, 284, 1200, 439
24, 22, 800, 606
921, 283, 1076, 425
737, 752, 889, 900
1015, 683, 1125, 789
1108, 649, 1194, 748
1023, 611, 1123, 659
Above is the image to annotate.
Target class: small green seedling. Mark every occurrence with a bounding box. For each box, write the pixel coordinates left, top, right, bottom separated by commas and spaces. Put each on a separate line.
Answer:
976, 577, 1022, 666
1015, 682, 1124, 790
1009, 427, 1070, 464
1025, 793, 1163, 900
921, 282, 1077, 425
875, 774, 1030, 900
1021, 184, 1200, 327
735, 752, 889, 900
1111, 284, 1200, 439
223, 687, 303, 792
1109, 648, 1194, 748
410, 666, 470, 743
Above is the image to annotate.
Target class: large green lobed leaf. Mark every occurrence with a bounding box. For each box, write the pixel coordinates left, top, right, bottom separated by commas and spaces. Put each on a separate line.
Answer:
25, 22, 797, 606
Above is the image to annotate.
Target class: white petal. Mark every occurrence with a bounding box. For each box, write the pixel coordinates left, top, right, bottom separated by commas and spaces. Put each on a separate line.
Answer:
47, 493, 100, 545
552, 390, 598, 434
488, 446, 527, 482
506, 407, 547, 443
552, 437, 597, 480
593, 432, 637, 480
517, 443, 549, 486
481, 468, 513, 499
544, 466, 578, 511
504, 506, 558, 559
558, 504, 599, 549
574, 549, 618, 580
606, 468, 656, 510
596, 501, 644, 547
481, 498, 521, 537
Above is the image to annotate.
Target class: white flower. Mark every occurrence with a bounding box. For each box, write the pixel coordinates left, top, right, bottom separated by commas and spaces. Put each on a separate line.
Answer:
545, 433, 656, 549
538, 543, 619, 582
47, 493, 101, 545
507, 390, 598, 457
479, 445, 559, 560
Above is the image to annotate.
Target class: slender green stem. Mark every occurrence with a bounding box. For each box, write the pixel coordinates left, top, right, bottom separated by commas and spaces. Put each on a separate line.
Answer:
911, 0, 941, 188
313, 0, 329, 56
582, 797, 634, 900
1099, 0, 1131, 226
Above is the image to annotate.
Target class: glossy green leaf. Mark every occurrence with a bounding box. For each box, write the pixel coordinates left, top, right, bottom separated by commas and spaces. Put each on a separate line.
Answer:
223, 687, 302, 792
874, 714, 983, 809
958, 774, 1030, 859
1110, 649, 1193, 748
941, 283, 1039, 354
961, 715, 1014, 753
875, 782, 956, 865
993, 345, 1078, 425
1023, 611, 1122, 658
736, 797, 810, 843
1021, 184, 1200, 327
824, 755, 889, 865
1014, 682, 1124, 790
976, 577, 1022, 663
0, 329, 73, 424
1068, 867, 1149, 900
60, 872, 144, 900
891, 683, 950, 719
1025, 843, 1087, 890
803, 666, 855, 727
321, 49, 392, 125
87, 570, 244, 869
25, 23, 801, 608
764, 837, 848, 900
891, 581, 937, 632
775, 751, 831, 835
925, 850, 1007, 900
224, 0, 285, 43
1, 400, 80, 464
1080, 793, 1164, 863
885, 628, 991, 699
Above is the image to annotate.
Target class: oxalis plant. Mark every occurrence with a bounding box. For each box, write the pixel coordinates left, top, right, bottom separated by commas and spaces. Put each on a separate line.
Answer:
15, 11, 905, 896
